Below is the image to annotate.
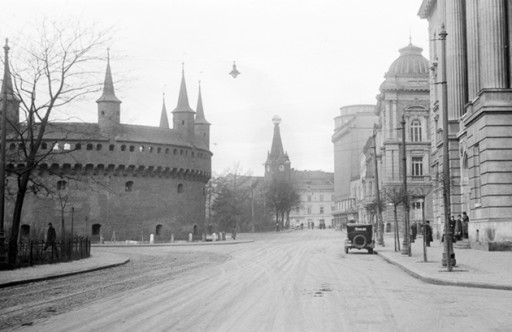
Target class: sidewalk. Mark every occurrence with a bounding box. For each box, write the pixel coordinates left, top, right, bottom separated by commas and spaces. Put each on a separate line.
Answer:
0, 238, 254, 288
375, 233, 512, 290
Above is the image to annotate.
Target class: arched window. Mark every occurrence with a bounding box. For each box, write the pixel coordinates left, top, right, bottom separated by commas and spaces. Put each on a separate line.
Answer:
42, 142, 48, 150
139, 146, 144, 152
109, 144, 115, 151
129, 145, 135, 152
57, 180, 67, 190
149, 146, 153, 153
125, 181, 134, 192
92, 224, 101, 236
157, 147, 161, 153
121, 145, 126, 151
165, 148, 169, 154
411, 120, 422, 142
86, 144, 93, 151
156, 224, 162, 236
177, 183, 184, 194
96, 144, 102, 151
173, 149, 177, 155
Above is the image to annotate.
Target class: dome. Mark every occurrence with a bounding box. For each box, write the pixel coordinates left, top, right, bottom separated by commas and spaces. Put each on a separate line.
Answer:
386, 43, 429, 76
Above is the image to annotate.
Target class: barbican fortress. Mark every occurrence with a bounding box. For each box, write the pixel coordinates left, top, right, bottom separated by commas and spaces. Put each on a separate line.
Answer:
3, 57, 212, 242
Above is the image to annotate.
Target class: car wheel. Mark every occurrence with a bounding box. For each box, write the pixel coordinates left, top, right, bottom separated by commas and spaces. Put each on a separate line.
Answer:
353, 234, 367, 249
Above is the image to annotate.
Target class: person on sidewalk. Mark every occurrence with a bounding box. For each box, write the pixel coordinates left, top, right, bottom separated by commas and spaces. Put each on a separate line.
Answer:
462, 212, 469, 239
455, 215, 463, 241
410, 223, 417, 243
425, 220, 433, 247
44, 223, 58, 260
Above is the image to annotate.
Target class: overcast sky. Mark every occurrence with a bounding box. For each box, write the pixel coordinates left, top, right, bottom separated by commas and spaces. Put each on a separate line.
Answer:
1, 0, 429, 177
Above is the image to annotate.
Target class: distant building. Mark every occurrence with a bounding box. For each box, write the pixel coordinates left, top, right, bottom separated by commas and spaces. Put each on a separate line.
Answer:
1, 55, 212, 242
419, 1, 512, 249
264, 115, 291, 182
332, 105, 378, 227
289, 171, 334, 229
374, 42, 432, 233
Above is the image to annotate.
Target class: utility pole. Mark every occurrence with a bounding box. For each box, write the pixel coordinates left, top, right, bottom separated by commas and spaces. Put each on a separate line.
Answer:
401, 114, 411, 256
439, 25, 454, 271
372, 128, 384, 246
0, 39, 10, 266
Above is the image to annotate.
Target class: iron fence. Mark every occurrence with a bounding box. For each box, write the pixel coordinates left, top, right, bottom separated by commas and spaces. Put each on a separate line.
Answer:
14, 237, 91, 268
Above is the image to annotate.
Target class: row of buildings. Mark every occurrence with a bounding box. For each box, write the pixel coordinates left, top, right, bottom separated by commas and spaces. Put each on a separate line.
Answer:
332, 0, 512, 250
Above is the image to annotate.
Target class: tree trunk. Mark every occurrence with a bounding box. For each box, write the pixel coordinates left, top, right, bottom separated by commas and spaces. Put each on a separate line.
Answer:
8, 172, 30, 266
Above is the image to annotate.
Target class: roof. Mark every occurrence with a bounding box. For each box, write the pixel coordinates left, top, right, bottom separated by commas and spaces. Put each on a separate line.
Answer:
386, 43, 430, 76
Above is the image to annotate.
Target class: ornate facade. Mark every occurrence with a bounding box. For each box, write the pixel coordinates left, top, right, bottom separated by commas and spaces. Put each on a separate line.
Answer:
419, 0, 512, 249
1, 57, 212, 242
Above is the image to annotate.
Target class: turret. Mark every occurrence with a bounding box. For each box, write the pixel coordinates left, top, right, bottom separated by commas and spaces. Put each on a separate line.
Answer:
96, 50, 121, 136
159, 93, 169, 129
194, 81, 210, 148
172, 65, 195, 138
0, 39, 20, 132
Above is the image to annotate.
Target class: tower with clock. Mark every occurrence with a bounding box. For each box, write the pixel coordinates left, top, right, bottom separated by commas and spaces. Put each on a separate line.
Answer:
264, 115, 291, 181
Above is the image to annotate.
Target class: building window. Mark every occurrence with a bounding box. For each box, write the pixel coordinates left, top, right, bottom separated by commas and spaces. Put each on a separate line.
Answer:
165, 148, 170, 154
86, 144, 93, 151
139, 146, 144, 152
320, 206, 324, 214
129, 145, 135, 152
121, 145, 126, 151
180, 150, 183, 155
125, 181, 134, 192
42, 142, 48, 150
157, 147, 161, 153
96, 144, 102, 151
149, 146, 153, 153
63, 143, 71, 150
109, 144, 115, 151
173, 149, 177, 155
307, 206, 312, 214
177, 184, 184, 194
411, 120, 422, 142
57, 180, 67, 190
411, 200, 424, 220
412, 157, 423, 176
20, 224, 30, 237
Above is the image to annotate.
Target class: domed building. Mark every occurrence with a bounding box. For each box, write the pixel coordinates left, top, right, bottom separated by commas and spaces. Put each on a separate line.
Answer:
2, 57, 212, 243
372, 41, 432, 233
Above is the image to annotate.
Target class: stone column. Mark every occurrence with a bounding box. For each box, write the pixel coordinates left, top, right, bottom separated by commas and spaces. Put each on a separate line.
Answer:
466, 0, 480, 100
446, 0, 467, 119
478, 0, 508, 89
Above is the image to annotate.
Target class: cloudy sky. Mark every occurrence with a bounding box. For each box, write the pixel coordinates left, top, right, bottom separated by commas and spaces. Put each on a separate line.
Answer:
0, 0, 429, 176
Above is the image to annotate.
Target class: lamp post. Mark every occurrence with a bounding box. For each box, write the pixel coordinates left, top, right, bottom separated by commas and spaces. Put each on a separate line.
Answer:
439, 25, 454, 271
372, 128, 384, 246
400, 114, 411, 256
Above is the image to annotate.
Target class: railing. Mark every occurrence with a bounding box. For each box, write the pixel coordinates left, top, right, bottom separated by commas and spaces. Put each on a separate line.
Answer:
13, 237, 90, 268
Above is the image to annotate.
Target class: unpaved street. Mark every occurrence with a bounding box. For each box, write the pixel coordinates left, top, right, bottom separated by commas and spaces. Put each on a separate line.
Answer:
13, 230, 512, 331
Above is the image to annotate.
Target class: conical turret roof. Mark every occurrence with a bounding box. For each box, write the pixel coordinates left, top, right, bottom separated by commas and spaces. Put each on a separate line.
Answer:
96, 52, 121, 103
159, 94, 169, 128
195, 81, 210, 125
172, 65, 194, 114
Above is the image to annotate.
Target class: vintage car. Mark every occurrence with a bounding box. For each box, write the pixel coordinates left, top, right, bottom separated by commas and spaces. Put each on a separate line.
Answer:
344, 224, 374, 254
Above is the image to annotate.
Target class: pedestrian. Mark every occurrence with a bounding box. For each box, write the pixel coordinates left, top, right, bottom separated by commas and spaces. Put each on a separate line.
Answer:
449, 216, 456, 243
410, 223, 417, 242
462, 212, 469, 239
425, 220, 433, 247
455, 215, 463, 241
44, 222, 58, 259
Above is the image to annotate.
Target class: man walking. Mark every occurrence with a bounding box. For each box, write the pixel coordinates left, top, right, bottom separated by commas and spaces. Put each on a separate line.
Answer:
44, 223, 58, 260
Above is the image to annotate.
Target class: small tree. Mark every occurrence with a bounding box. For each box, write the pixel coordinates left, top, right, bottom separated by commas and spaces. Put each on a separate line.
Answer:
385, 187, 409, 252
264, 179, 300, 231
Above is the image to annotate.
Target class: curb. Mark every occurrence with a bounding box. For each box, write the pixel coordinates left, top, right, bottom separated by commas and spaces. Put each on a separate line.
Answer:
374, 250, 512, 291
0, 257, 130, 289
92, 240, 254, 248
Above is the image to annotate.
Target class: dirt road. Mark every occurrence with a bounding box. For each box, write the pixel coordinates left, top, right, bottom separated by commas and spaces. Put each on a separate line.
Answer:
17, 230, 512, 331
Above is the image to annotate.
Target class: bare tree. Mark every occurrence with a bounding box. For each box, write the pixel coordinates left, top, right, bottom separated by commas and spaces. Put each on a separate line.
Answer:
4, 20, 109, 266
384, 187, 408, 252
264, 179, 300, 231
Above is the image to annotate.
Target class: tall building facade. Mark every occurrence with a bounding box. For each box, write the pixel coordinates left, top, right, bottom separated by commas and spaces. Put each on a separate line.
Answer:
332, 105, 378, 227
419, 0, 512, 248
1, 56, 212, 242
375, 42, 433, 232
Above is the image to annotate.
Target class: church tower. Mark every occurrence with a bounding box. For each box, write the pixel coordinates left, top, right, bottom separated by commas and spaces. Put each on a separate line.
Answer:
194, 81, 210, 148
0, 39, 20, 132
96, 51, 121, 136
264, 115, 291, 181
172, 65, 195, 138
159, 94, 169, 129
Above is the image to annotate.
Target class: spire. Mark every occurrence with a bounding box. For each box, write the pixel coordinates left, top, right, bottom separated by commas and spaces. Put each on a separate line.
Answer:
173, 63, 194, 113
159, 93, 169, 128
269, 115, 285, 159
1, 38, 17, 102
195, 81, 210, 125
96, 48, 121, 103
